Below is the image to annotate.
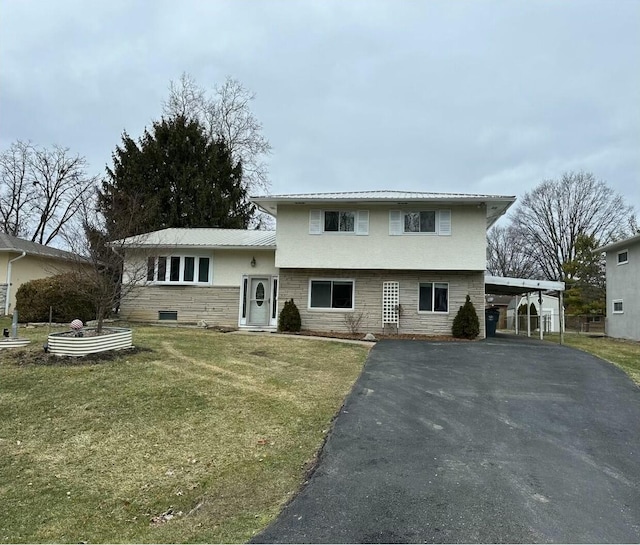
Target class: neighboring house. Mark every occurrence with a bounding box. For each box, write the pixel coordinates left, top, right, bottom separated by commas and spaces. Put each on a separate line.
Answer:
596, 233, 640, 341
120, 191, 515, 335
118, 191, 515, 336
505, 293, 564, 333
0, 233, 85, 316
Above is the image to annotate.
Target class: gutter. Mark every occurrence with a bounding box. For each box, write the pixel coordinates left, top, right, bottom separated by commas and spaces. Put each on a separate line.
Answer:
5, 251, 27, 315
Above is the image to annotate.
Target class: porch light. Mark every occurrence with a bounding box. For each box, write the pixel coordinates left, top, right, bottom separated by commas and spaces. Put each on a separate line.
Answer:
251, 257, 256, 267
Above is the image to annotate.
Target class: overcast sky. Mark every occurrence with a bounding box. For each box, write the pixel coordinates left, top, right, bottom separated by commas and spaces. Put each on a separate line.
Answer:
2, 0, 639, 221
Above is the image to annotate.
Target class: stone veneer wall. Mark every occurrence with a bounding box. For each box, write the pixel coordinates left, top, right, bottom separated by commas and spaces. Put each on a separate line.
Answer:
278, 269, 485, 337
119, 285, 240, 328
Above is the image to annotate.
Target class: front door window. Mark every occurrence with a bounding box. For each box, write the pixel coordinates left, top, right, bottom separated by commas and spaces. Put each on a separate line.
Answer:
248, 278, 269, 325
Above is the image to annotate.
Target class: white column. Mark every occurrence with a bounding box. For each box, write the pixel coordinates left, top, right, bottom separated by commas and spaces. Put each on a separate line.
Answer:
559, 291, 565, 345
526, 292, 531, 337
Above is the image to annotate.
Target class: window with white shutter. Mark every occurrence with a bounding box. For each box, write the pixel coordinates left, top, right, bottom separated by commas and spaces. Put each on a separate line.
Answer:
389, 210, 402, 235
309, 209, 322, 234
438, 210, 451, 235
356, 210, 369, 235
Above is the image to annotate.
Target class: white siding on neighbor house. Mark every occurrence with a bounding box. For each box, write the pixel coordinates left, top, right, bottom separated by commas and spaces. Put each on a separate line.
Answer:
605, 239, 640, 341
275, 205, 487, 271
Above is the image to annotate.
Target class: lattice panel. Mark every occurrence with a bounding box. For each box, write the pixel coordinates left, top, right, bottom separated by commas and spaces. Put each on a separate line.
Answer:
382, 281, 400, 324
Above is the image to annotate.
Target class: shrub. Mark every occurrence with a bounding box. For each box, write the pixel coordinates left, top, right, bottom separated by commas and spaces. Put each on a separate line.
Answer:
452, 294, 480, 339
278, 299, 301, 332
15, 274, 96, 324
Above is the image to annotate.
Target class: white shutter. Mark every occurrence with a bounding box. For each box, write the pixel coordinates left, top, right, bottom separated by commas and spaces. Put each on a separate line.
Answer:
389, 210, 402, 235
309, 209, 322, 234
356, 210, 369, 235
438, 210, 451, 235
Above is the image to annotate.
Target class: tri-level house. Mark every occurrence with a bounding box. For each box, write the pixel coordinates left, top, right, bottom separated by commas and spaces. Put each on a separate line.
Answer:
118, 191, 515, 336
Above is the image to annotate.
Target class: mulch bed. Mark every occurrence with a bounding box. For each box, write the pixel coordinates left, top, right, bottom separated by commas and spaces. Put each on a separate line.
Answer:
283, 330, 474, 342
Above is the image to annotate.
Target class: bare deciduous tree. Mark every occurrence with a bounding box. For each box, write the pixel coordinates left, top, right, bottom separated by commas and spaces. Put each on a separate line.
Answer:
62, 190, 152, 333
487, 224, 540, 278
0, 140, 97, 245
513, 171, 635, 281
0, 141, 34, 237
163, 73, 271, 194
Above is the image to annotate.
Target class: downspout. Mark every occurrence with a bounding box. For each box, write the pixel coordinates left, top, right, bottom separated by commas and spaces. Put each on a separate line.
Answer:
5, 251, 27, 316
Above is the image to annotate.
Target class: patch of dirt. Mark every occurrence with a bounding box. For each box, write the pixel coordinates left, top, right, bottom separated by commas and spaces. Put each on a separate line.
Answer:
4, 346, 151, 367
281, 330, 475, 342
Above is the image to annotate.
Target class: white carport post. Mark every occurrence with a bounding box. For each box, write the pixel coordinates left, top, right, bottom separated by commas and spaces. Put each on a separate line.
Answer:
559, 291, 565, 345
526, 292, 531, 337
538, 290, 544, 341
514, 295, 519, 335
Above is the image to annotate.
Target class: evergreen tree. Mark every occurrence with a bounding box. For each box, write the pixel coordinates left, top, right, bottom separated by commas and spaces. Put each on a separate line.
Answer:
99, 115, 254, 239
452, 295, 480, 339
562, 233, 606, 315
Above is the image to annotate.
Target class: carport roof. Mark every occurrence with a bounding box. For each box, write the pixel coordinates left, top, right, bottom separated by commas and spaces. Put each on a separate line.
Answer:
485, 275, 565, 295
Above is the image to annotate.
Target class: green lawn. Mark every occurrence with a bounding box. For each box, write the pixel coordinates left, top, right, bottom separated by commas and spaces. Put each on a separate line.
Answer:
546, 332, 640, 385
0, 322, 369, 543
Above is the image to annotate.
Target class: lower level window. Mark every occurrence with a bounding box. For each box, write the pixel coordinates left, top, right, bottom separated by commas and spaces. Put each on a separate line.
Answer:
310, 280, 354, 309
613, 300, 624, 313
419, 282, 449, 312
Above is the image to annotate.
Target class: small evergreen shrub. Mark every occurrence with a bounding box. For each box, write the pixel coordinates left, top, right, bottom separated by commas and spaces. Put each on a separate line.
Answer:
15, 274, 95, 323
278, 299, 301, 332
452, 294, 480, 339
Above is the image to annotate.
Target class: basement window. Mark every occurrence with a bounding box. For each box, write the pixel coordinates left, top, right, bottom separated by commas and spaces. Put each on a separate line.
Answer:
158, 310, 178, 321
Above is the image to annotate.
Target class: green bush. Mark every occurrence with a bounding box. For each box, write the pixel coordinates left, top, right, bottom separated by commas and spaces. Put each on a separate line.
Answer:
15, 274, 96, 324
278, 299, 301, 332
452, 294, 480, 339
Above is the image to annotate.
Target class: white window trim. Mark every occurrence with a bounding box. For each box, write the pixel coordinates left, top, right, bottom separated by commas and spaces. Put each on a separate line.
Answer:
417, 281, 450, 314
612, 299, 624, 314
309, 210, 369, 235
148, 254, 212, 285
617, 249, 629, 265
389, 209, 452, 236
307, 278, 355, 312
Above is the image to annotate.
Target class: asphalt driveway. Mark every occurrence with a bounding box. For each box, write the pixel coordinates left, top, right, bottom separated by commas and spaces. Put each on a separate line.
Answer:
253, 335, 640, 543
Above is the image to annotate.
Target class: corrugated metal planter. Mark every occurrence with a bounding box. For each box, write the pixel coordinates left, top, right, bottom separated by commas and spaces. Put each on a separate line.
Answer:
47, 327, 132, 356
0, 338, 31, 349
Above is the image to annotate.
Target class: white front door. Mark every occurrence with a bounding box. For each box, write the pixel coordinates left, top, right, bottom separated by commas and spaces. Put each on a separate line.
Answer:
248, 277, 270, 326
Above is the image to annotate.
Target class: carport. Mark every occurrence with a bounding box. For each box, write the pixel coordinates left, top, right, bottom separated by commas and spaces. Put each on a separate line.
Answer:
485, 275, 566, 343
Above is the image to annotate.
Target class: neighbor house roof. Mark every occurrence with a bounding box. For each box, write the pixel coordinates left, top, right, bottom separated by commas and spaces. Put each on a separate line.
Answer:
117, 228, 277, 250
596, 232, 640, 253
0, 233, 80, 261
250, 190, 516, 228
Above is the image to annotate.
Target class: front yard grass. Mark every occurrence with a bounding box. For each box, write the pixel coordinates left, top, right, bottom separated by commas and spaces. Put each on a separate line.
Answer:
0, 322, 369, 543
547, 333, 640, 385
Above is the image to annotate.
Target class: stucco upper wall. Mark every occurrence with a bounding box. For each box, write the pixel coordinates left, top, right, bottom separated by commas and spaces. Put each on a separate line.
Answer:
274, 205, 487, 270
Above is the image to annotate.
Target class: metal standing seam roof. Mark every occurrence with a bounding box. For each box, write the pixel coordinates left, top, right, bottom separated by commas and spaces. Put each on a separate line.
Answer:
595, 232, 640, 253
249, 190, 516, 228
0, 233, 81, 261
117, 228, 277, 249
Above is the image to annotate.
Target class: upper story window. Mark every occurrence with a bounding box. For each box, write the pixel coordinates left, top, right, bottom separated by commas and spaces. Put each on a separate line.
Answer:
404, 211, 436, 233
613, 300, 624, 313
617, 250, 628, 265
147, 255, 211, 284
389, 210, 451, 235
309, 210, 369, 235
325, 211, 355, 232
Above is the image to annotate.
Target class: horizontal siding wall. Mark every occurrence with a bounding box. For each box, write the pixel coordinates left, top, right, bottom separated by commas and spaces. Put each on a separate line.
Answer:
120, 285, 240, 327
279, 268, 485, 337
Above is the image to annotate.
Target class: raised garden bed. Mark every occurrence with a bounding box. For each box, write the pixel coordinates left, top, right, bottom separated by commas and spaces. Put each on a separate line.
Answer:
47, 327, 132, 356
0, 338, 31, 349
